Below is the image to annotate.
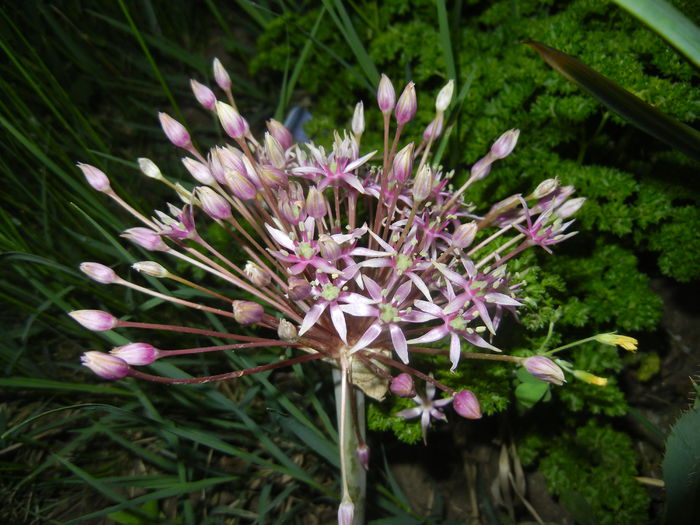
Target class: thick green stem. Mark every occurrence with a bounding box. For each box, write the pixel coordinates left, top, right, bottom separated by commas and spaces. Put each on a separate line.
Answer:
333, 367, 366, 524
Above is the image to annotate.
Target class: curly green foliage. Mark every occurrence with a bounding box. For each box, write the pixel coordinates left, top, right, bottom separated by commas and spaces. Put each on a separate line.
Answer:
519, 419, 650, 525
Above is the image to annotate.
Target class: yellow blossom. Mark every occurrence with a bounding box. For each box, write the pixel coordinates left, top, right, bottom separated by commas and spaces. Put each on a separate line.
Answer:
594, 333, 638, 352
573, 370, 608, 386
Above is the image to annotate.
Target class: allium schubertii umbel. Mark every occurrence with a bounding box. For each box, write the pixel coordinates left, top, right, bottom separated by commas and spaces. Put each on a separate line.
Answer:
71, 59, 630, 523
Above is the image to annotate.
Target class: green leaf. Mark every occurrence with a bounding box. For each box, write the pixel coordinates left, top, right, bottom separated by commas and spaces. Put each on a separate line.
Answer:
525, 41, 700, 162
662, 407, 700, 524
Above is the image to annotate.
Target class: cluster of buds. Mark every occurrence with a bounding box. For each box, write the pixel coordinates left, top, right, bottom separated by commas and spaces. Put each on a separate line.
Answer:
72, 59, 593, 523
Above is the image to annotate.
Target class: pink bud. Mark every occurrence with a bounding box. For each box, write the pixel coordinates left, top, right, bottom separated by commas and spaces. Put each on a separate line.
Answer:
306, 187, 327, 219
319, 237, 341, 261
452, 222, 478, 249
216, 101, 249, 139
338, 500, 354, 525
523, 356, 565, 386
190, 79, 216, 111
182, 157, 215, 185
244, 261, 271, 287
412, 165, 433, 203
122, 227, 168, 251
394, 82, 417, 124
264, 133, 286, 169
259, 165, 287, 189
158, 112, 191, 148
390, 373, 416, 398
80, 262, 118, 284
356, 443, 370, 471
352, 101, 365, 136
198, 186, 232, 219
470, 156, 493, 181
453, 389, 482, 419
232, 300, 263, 325
556, 197, 586, 219
266, 119, 293, 150
391, 143, 414, 185
224, 170, 257, 200
288, 277, 311, 301
81, 351, 129, 379
212, 57, 231, 90
207, 148, 227, 184
69, 310, 118, 331
422, 114, 444, 141
490, 129, 520, 159
77, 163, 110, 192
110, 343, 158, 366
532, 177, 559, 199
377, 73, 396, 114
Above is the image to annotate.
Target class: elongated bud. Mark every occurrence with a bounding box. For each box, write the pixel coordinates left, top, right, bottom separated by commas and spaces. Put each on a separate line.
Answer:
259, 165, 287, 189
216, 101, 248, 139
436, 79, 455, 112
556, 197, 586, 219
532, 177, 559, 199
390, 373, 416, 398
122, 227, 168, 251
573, 369, 608, 386
277, 319, 298, 342
338, 500, 354, 525
81, 351, 129, 379
412, 164, 433, 203
224, 170, 257, 200
454, 389, 482, 419
593, 333, 638, 352
190, 79, 216, 111
266, 119, 293, 150
306, 187, 327, 219
132, 261, 168, 278
392, 142, 414, 184
490, 129, 520, 159
244, 261, 271, 287
158, 112, 191, 148
356, 443, 370, 471
288, 277, 311, 301
110, 343, 158, 366
232, 300, 263, 325
319, 237, 341, 261
198, 186, 232, 219
69, 310, 118, 331
352, 101, 365, 137
80, 262, 118, 284
212, 57, 231, 90
395, 82, 417, 124
77, 163, 110, 192
523, 356, 565, 386
422, 114, 444, 141
137, 158, 163, 180
377, 73, 396, 114
452, 222, 478, 249
470, 156, 493, 181
181, 157, 214, 185
264, 132, 286, 169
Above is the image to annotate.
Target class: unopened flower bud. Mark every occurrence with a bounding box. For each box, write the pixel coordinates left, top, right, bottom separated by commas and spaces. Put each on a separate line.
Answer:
80, 262, 118, 284
264, 132, 286, 169
266, 119, 293, 150
259, 165, 287, 189
356, 443, 370, 471
593, 333, 638, 352
319, 237, 341, 261
287, 277, 311, 301
377, 74, 396, 114
179, 157, 212, 185
412, 165, 433, 203
490, 129, 520, 159
137, 158, 163, 180
69, 310, 118, 331
306, 187, 327, 219
158, 112, 191, 148
556, 197, 586, 219
110, 343, 158, 366
338, 500, 354, 525
198, 186, 231, 219
452, 222, 478, 249
395, 82, 417, 124
390, 373, 416, 398
392, 142, 414, 185
232, 300, 263, 325
523, 356, 565, 386
132, 261, 169, 278
81, 351, 129, 379
277, 319, 298, 342
423, 114, 444, 141
244, 261, 271, 287
224, 170, 257, 200
352, 101, 365, 137
454, 389, 482, 419
190, 79, 216, 111
436, 79, 455, 112
122, 227, 168, 251
77, 163, 110, 192
532, 177, 559, 199
573, 369, 608, 386
216, 101, 248, 139
470, 156, 493, 181
212, 57, 231, 90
